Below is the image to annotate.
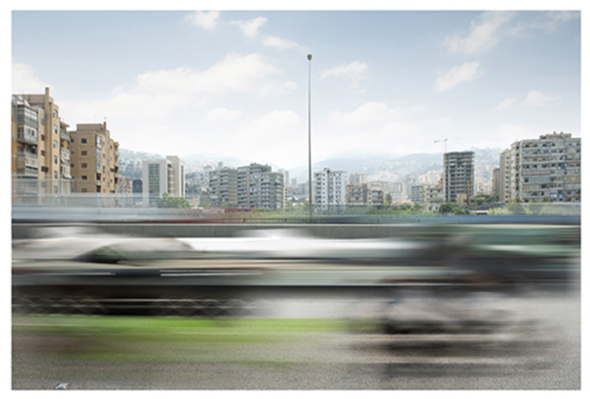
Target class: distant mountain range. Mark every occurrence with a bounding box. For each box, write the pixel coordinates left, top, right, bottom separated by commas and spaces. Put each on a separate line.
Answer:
118, 147, 503, 184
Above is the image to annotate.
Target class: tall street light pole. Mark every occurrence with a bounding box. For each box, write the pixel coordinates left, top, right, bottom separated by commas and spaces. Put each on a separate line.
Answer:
307, 54, 313, 222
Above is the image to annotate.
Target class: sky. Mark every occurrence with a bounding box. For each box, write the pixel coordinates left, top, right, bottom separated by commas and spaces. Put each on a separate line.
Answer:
10, 3, 583, 170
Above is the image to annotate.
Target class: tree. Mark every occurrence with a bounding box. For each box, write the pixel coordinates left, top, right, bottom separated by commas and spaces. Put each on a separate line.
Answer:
439, 202, 467, 215
156, 192, 191, 208
385, 193, 392, 207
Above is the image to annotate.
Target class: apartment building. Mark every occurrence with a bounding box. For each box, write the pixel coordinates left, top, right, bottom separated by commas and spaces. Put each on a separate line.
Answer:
349, 173, 368, 185
368, 189, 384, 207
237, 164, 285, 209
492, 168, 501, 198
314, 168, 347, 210
424, 182, 444, 212
346, 184, 368, 206
390, 182, 406, 203
443, 151, 475, 204
346, 183, 384, 208
11, 88, 72, 199
142, 155, 185, 206
12, 96, 41, 178
501, 132, 581, 203
208, 167, 238, 207
498, 149, 511, 202
410, 184, 425, 204
70, 123, 119, 194
208, 163, 285, 209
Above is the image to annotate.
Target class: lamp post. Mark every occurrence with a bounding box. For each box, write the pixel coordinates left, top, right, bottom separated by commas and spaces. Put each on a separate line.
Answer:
307, 54, 313, 221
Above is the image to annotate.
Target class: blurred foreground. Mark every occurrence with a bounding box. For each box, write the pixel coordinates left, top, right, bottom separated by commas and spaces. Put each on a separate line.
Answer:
12, 223, 581, 389
12, 290, 580, 389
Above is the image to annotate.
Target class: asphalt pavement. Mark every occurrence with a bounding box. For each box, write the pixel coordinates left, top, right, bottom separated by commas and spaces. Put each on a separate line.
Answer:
12, 289, 580, 390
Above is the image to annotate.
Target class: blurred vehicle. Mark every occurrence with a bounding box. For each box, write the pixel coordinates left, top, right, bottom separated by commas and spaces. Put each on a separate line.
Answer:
12, 224, 579, 317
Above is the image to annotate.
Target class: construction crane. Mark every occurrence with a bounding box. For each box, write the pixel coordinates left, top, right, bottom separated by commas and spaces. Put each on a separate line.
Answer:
434, 138, 448, 153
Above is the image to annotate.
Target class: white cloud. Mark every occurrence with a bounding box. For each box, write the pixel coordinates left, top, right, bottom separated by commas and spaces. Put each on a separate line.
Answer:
250, 110, 300, 133
522, 90, 559, 107
529, 11, 580, 32
206, 107, 242, 122
445, 11, 579, 56
321, 61, 368, 90
327, 102, 400, 129
444, 11, 516, 55
59, 53, 293, 138
186, 11, 220, 31
130, 53, 285, 97
545, 11, 578, 24
231, 17, 267, 38
435, 62, 481, 93
263, 36, 300, 49
496, 97, 517, 110
12, 62, 50, 94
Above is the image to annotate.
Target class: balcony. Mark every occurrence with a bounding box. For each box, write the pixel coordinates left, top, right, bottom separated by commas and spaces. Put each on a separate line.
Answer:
60, 147, 71, 162
60, 129, 70, 142
61, 163, 71, 179
17, 131, 38, 145
16, 152, 39, 177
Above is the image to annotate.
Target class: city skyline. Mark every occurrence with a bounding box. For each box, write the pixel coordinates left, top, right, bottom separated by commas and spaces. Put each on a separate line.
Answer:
11, 6, 582, 170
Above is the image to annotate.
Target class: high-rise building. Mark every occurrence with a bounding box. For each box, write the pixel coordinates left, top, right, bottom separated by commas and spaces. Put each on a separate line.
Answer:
278, 169, 290, 189
70, 122, 119, 194
12, 96, 40, 179
499, 149, 511, 202
314, 168, 347, 210
142, 155, 185, 206
208, 167, 238, 207
492, 168, 501, 198
237, 164, 285, 209
132, 179, 143, 194
443, 151, 474, 204
208, 163, 285, 209
166, 156, 186, 198
11, 88, 72, 199
501, 133, 581, 203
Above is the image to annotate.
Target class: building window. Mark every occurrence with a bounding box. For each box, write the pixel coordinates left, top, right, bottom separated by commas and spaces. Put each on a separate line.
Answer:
41, 150, 45, 156
53, 171, 58, 179
41, 134, 45, 141
53, 155, 58, 164
82, 176, 87, 180
81, 163, 87, 168
53, 140, 58, 149
53, 110, 58, 119
81, 150, 87, 156
53, 125, 58, 135
81, 138, 87, 144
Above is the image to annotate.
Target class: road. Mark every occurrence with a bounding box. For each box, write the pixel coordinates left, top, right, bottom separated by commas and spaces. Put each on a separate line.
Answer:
12, 289, 580, 390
